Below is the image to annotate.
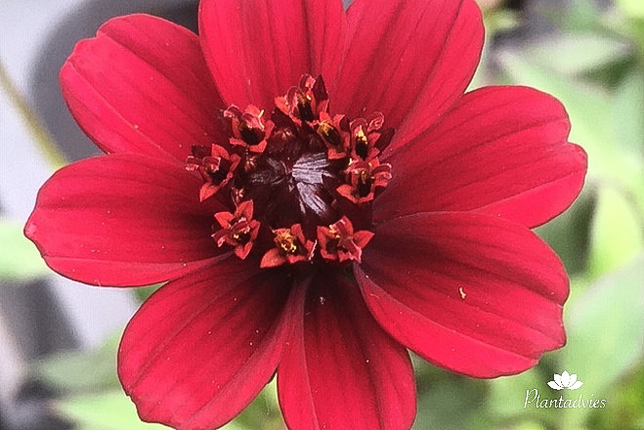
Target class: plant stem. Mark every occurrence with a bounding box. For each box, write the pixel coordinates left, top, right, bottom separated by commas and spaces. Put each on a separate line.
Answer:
0, 59, 67, 170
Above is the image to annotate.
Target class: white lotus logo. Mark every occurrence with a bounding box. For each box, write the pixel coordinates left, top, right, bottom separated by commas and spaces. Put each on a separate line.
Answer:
548, 371, 583, 390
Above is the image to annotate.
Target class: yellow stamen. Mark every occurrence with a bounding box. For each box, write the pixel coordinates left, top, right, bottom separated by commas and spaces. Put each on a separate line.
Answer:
355, 127, 368, 145
275, 229, 298, 253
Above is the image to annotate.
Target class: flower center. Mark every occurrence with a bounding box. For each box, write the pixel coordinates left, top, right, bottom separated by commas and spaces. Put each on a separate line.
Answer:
186, 74, 393, 267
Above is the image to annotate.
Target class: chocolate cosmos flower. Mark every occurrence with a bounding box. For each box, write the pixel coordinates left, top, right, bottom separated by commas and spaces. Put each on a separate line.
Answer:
25, 0, 587, 428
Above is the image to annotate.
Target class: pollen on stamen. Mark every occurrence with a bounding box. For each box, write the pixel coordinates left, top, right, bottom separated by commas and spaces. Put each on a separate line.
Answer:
185, 144, 240, 201
317, 216, 374, 263
212, 200, 260, 260
260, 224, 316, 268
337, 159, 392, 204
354, 127, 369, 159
275, 229, 299, 254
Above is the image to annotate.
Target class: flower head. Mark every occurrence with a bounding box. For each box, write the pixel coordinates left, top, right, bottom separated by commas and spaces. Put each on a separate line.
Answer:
25, 0, 587, 429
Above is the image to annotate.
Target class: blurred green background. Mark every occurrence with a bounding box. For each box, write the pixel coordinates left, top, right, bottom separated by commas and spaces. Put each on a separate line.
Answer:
1, 0, 642, 429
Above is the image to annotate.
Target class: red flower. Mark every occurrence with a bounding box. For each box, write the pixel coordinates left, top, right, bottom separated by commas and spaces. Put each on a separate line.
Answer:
25, 0, 587, 429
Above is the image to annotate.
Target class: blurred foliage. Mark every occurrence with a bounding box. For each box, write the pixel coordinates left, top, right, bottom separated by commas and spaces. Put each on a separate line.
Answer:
133, 282, 164, 303
32, 333, 122, 393
54, 391, 169, 430
52, 388, 283, 430
0, 60, 67, 170
13, 0, 644, 429
0, 218, 49, 281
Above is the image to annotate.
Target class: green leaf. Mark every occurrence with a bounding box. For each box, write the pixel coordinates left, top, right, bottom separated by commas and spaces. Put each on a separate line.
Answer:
551, 0, 602, 32
536, 190, 594, 275
413, 375, 490, 430
488, 368, 550, 421
54, 391, 170, 430
556, 255, 644, 426
484, 9, 520, 36
33, 332, 121, 393
616, 0, 644, 18
0, 218, 49, 280
40, 331, 279, 429
56, 388, 274, 430
133, 282, 164, 303
565, 254, 644, 386
587, 186, 644, 279
586, 366, 644, 430
226, 379, 283, 430
610, 67, 644, 156
522, 33, 632, 76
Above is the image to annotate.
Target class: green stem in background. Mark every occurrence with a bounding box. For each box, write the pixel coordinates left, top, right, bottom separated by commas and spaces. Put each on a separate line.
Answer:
0, 59, 68, 171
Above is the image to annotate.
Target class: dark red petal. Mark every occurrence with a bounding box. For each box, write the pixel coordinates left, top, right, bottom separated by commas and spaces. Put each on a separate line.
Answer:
119, 260, 302, 430
199, 0, 346, 110
25, 153, 226, 287
356, 212, 569, 378
376, 86, 587, 228
61, 14, 227, 162
333, 0, 483, 135
278, 271, 415, 430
